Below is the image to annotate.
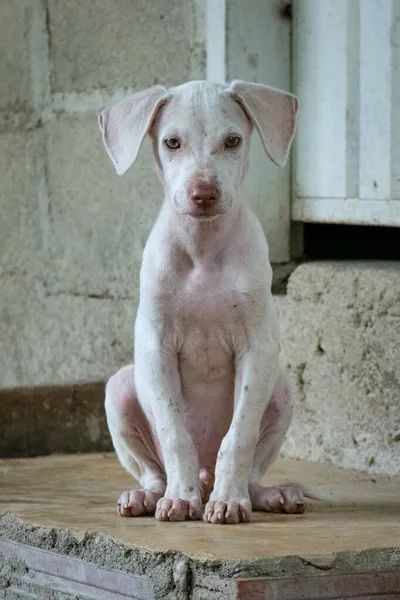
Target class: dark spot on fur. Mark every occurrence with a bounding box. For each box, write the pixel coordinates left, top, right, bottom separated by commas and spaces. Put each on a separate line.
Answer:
244, 385, 249, 392
188, 486, 194, 493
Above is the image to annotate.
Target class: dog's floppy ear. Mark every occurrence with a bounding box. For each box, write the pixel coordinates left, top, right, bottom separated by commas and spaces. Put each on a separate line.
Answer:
98, 85, 168, 176
228, 80, 298, 167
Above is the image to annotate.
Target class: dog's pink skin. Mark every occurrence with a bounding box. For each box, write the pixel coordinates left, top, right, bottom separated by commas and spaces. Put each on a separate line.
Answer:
101, 81, 301, 523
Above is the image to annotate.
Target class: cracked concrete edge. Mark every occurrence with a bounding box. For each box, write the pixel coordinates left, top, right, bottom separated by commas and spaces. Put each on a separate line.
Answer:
1, 513, 400, 600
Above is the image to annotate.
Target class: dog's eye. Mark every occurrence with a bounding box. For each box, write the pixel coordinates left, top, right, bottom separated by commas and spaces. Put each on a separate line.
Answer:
225, 135, 241, 148
165, 137, 181, 150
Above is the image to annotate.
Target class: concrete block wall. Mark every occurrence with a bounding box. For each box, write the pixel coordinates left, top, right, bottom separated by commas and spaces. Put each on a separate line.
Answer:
0, 0, 205, 387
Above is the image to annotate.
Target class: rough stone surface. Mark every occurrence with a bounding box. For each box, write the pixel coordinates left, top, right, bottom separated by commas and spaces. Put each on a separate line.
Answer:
0, 0, 32, 110
0, 132, 41, 277
47, 0, 205, 93
0, 278, 135, 388
46, 114, 161, 298
279, 261, 400, 476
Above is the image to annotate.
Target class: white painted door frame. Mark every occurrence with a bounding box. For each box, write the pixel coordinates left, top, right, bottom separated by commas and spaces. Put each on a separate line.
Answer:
292, 0, 400, 227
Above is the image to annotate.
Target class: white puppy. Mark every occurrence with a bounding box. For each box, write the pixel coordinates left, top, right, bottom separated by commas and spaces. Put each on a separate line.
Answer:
100, 80, 303, 524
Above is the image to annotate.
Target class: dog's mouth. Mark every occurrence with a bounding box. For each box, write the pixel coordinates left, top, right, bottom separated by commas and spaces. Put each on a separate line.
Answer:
189, 213, 222, 222
186, 207, 225, 221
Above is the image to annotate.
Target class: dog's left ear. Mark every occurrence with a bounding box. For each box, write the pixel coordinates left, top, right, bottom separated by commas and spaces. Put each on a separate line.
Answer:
228, 80, 298, 167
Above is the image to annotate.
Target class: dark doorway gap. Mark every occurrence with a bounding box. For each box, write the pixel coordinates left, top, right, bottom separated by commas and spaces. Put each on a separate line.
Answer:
303, 223, 400, 260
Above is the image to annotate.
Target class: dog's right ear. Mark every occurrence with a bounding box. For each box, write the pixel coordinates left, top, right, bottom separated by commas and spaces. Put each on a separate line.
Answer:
98, 85, 168, 176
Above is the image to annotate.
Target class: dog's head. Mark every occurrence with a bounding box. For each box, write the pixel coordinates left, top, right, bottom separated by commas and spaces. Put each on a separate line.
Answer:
99, 80, 298, 221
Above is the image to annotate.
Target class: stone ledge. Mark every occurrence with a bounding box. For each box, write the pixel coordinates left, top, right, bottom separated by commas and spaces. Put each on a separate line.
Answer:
2, 539, 400, 600
1, 454, 400, 599
0, 539, 153, 600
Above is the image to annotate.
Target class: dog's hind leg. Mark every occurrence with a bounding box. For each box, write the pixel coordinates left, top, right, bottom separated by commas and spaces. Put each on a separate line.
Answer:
249, 372, 306, 514
105, 364, 166, 517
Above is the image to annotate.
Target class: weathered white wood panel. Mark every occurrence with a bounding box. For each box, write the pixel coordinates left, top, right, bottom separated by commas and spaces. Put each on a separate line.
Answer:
359, 0, 392, 200
294, 0, 349, 200
292, 197, 400, 227
293, 0, 400, 227
391, 1, 400, 198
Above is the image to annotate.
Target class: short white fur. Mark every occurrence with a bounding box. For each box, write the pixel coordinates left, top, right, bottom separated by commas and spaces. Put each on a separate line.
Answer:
100, 80, 303, 524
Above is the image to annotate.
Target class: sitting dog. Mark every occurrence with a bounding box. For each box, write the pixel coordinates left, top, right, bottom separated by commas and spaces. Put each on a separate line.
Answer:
99, 79, 304, 524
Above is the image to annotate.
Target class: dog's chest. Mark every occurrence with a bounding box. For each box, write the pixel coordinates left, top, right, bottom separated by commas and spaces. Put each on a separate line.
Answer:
180, 264, 243, 325
171, 264, 252, 375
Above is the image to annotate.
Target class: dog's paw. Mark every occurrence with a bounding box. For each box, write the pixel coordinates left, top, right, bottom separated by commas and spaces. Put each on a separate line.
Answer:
203, 498, 252, 524
249, 484, 305, 514
155, 496, 202, 521
117, 489, 163, 517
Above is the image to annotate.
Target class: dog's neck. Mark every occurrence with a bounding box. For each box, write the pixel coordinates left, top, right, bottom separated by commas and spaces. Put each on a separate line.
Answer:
163, 201, 242, 266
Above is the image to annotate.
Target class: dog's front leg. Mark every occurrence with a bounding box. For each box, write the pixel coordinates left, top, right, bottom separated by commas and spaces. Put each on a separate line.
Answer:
135, 340, 202, 521
204, 335, 279, 524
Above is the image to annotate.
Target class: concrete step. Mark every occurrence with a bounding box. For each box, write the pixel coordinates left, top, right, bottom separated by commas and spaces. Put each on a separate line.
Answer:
1, 453, 400, 599
0, 381, 109, 458
278, 261, 400, 476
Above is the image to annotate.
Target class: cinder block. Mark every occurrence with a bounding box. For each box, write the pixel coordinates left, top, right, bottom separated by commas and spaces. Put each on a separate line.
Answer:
0, 0, 32, 110
48, 0, 205, 93
46, 113, 162, 298
0, 131, 42, 277
279, 261, 400, 476
0, 277, 135, 387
